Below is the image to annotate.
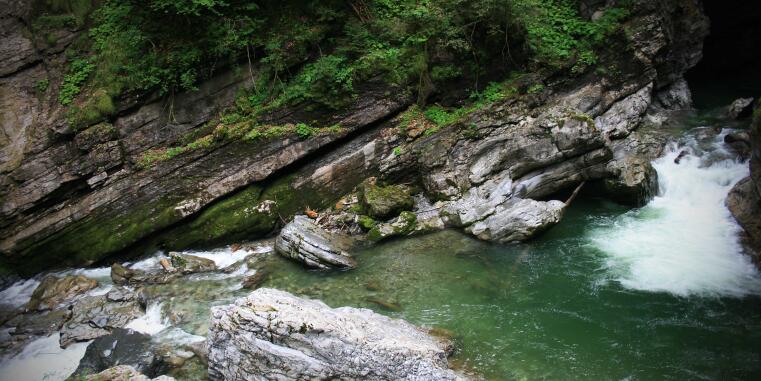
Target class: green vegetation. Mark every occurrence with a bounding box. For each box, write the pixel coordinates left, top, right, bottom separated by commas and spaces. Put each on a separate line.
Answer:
34, 79, 50, 93
137, 121, 344, 169
40, 0, 631, 132
58, 58, 94, 105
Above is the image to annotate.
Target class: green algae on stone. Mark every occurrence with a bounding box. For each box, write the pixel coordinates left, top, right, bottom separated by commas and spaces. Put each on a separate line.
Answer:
368, 211, 418, 242
11, 196, 181, 275
358, 215, 377, 231
360, 181, 414, 220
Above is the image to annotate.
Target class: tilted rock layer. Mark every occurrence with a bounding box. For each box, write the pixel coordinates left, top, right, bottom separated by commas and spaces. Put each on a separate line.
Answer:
207, 288, 464, 380
0, 0, 709, 272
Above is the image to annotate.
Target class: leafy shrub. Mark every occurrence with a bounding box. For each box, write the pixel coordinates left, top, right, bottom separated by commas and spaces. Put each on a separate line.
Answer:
295, 123, 315, 139
59, 58, 94, 105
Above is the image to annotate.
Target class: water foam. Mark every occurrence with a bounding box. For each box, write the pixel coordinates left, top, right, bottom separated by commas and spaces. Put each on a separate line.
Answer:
125, 302, 170, 335
0, 278, 40, 309
590, 130, 761, 297
0, 333, 90, 381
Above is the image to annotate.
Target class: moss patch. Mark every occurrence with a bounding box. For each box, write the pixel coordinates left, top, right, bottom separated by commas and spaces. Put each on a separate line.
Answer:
360, 181, 414, 220
11, 195, 181, 276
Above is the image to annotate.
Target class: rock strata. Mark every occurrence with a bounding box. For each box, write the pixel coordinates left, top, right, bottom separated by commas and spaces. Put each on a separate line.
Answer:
207, 288, 464, 381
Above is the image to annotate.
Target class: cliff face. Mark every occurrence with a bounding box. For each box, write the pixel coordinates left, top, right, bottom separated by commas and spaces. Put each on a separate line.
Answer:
0, 0, 709, 274
727, 103, 761, 263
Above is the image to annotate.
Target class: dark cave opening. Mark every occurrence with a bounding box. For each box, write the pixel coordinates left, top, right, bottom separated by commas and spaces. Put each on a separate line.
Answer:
686, 0, 761, 109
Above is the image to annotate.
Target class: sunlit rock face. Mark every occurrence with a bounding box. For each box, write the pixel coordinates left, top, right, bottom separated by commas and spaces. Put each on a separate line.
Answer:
207, 288, 464, 381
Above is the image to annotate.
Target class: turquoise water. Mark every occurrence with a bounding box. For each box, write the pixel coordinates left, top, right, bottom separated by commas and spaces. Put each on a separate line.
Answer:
263, 201, 761, 380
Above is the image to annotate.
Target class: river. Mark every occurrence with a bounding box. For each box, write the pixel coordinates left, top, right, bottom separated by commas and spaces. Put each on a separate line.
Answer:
1, 112, 760, 380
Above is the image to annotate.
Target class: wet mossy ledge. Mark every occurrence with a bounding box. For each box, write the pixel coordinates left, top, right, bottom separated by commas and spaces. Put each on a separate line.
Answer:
5, 163, 372, 276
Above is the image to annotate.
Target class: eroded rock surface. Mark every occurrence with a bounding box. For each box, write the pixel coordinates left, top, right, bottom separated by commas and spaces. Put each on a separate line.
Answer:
83, 365, 176, 381
727, 97, 755, 119
275, 216, 356, 269
59, 287, 143, 347
728, 99, 761, 265
207, 288, 464, 381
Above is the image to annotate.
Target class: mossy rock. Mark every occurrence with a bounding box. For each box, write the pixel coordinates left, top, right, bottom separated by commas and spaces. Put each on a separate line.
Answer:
358, 215, 376, 231
360, 181, 414, 220
367, 211, 417, 242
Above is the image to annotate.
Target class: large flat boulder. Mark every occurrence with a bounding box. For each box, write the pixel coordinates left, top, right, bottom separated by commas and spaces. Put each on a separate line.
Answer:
207, 288, 464, 381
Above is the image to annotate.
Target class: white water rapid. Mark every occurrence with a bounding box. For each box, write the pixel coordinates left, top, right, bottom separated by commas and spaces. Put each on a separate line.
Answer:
590, 128, 761, 297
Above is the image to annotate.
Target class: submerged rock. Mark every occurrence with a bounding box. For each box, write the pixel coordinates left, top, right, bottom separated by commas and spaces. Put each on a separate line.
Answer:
83, 365, 176, 381
241, 270, 269, 290
727, 97, 754, 119
275, 215, 356, 270
207, 288, 464, 381
26, 275, 98, 311
74, 328, 162, 378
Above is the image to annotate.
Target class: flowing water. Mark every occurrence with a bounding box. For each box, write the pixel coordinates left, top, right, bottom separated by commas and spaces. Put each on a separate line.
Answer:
1, 117, 761, 380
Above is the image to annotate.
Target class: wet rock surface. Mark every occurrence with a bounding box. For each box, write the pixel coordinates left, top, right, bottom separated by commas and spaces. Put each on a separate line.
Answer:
727, 97, 755, 119
728, 100, 761, 264
601, 155, 659, 207
169, 252, 217, 274
74, 328, 162, 378
83, 365, 176, 381
59, 288, 144, 347
275, 215, 357, 269
111, 263, 178, 285
26, 275, 98, 311
207, 288, 464, 381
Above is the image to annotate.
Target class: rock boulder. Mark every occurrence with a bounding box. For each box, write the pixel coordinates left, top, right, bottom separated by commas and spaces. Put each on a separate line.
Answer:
274, 216, 356, 270
83, 365, 175, 381
26, 275, 98, 311
207, 288, 464, 381
727, 97, 755, 119
74, 328, 162, 378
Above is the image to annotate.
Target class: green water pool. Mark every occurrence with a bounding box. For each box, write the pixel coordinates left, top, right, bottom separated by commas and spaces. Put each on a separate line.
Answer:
254, 198, 761, 380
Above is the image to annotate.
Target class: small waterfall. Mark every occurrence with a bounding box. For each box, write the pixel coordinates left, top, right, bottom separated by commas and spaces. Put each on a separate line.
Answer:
590, 128, 761, 297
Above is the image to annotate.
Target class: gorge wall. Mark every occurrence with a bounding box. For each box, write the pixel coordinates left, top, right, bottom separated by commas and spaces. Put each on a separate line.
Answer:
0, 0, 717, 275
